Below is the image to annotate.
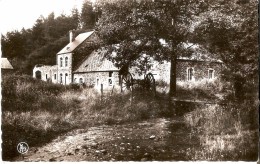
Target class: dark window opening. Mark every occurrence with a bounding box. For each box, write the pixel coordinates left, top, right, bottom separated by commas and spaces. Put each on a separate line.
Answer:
187, 68, 194, 81
109, 71, 113, 77
208, 69, 214, 79
97, 79, 99, 86
79, 78, 83, 84
108, 79, 112, 86
60, 74, 62, 83
65, 57, 68, 67
60, 57, 63, 67
35, 71, 41, 79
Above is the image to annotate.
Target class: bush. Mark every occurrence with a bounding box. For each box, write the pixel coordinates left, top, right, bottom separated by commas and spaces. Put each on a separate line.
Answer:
176, 79, 225, 101
1, 75, 81, 160
184, 101, 258, 160
2, 75, 172, 160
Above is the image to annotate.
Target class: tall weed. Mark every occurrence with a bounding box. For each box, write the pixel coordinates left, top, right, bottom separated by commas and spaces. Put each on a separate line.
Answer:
2, 74, 171, 160
184, 102, 258, 160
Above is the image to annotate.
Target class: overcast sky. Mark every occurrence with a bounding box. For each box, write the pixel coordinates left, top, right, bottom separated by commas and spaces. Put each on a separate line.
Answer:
0, 0, 87, 35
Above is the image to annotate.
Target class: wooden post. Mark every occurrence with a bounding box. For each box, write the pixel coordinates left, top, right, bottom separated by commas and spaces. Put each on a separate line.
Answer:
101, 84, 103, 100
111, 85, 114, 95
130, 86, 133, 106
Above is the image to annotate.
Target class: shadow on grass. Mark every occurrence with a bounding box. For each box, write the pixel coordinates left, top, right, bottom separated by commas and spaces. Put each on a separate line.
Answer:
2, 123, 77, 161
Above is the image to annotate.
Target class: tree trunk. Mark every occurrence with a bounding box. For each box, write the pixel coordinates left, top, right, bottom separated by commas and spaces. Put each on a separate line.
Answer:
169, 52, 177, 97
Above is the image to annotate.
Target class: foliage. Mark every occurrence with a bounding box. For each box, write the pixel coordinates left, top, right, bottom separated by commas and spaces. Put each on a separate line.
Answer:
1, 1, 99, 75
81, 0, 96, 29
193, 0, 258, 100
184, 102, 258, 160
89, 92, 172, 125
96, 0, 210, 96
2, 74, 171, 160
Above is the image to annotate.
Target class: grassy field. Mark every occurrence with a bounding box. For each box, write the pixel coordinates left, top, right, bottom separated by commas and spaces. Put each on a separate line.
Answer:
182, 80, 259, 161
1, 74, 170, 161
2, 75, 258, 161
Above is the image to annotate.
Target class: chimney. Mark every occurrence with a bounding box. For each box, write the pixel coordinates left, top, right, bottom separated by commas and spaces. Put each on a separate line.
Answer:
69, 30, 75, 43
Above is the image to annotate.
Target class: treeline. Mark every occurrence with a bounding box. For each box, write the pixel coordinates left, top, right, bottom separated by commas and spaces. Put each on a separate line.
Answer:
1, 0, 100, 74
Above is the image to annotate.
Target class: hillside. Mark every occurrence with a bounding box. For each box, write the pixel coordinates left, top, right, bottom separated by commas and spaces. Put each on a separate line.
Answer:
1, 0, 98, 75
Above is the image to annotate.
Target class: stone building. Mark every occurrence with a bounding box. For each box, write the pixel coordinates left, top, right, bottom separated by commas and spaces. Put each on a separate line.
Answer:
33, 30, 222, 90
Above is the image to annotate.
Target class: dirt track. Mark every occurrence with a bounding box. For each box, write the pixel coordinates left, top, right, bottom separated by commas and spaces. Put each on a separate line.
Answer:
15, 117, 199, 161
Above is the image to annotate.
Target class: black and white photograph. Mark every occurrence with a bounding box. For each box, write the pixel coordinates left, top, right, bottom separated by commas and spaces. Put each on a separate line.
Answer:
0, 0, 259, 162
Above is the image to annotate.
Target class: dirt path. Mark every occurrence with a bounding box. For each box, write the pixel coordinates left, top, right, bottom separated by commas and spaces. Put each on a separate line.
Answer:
16, 117, 199, 161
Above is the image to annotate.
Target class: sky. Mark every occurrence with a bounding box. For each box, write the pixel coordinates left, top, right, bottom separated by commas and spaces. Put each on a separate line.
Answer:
0, 0, 88, 35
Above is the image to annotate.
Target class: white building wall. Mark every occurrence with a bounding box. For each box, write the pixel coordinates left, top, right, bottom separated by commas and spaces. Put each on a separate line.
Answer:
33, 65, 58, 82
57, 53, 73, 85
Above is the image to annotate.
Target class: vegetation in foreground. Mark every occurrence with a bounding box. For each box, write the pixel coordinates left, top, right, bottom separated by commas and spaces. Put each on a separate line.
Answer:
2, 75, 258, 161
182, 80, 258, 161
2, 74, 169, 161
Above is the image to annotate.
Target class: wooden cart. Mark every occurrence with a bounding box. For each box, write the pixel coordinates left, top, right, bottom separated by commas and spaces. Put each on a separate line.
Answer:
120, 71, 156, 96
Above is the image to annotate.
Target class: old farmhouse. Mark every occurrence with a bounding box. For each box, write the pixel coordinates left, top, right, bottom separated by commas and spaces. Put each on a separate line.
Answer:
33, 30, 222, 91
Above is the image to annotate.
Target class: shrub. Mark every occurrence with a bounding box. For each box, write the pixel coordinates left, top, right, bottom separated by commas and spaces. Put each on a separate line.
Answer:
2, 74, 172, 161
1, 75, 81, 160
184, 101, 258, 160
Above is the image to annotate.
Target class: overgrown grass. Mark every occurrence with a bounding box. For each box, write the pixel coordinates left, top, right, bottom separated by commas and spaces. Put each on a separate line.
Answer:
176, 79, 225, 101
2, 74, 170, 161
174, 78, 259, 161
184, 97, 258, 160
2, 75, 83, 160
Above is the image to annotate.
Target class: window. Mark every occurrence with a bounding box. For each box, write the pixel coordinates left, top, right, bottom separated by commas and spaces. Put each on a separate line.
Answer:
65, 57, 68, 67
109, 71, 113, 77
60, 73, 63, 84
74, 78, 77, 83
208, 69, 214, 79
65, 73, 68, 85
54, 74, 56, 80
108, 72, 113, 86
46, 74, 48, 80
35, 71, 41, 79
187, 68, 194, 81
79, 78, 83, 84
108, 79, 113, 86
97, 78, 99, 86
60, 57, 63, 67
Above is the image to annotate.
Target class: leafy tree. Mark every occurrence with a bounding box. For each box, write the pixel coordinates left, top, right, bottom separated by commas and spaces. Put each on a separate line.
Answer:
31, 16, 47, 48
96, 0, 207, 97
193, 0, 258, 101
81, 0, 96, 29
43, 12, 56, 41
1, 30, 26, 59
71, 8, 81, 29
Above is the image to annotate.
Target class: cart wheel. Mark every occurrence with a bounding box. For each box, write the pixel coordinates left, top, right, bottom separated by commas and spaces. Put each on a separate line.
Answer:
121, 72, 133, 93
145, 73, 156, 96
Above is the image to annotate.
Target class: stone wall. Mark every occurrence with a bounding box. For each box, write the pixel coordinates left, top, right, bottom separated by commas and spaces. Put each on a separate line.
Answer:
33, 65, 58, 83
176, 60, 222, 81
129, 60, 222, 85
73, 71, 120, 91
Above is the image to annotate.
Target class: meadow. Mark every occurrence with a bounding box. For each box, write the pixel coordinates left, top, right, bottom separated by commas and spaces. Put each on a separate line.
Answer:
2, 75, 258, 161
180, 80, 258, 161
1, 74, 169, 160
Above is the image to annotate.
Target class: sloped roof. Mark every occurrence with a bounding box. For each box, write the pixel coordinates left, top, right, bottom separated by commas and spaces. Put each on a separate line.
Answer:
1, 58, 13, 69
57, 31, 94, 54
73, 48, 118, 73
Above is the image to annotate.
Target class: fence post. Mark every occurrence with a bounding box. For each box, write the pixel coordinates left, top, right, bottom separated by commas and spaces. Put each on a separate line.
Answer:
101, 84, 103, 100
111, 85, 114, 95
